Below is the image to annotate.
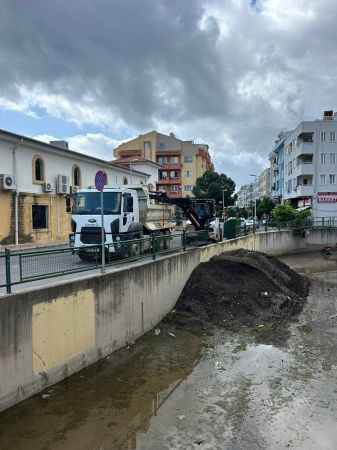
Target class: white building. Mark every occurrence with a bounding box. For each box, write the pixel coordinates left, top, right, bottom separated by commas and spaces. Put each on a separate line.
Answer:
257, 168, 271, 199
283, 111, 337, 219
111, 157, 160, 191
0, 129, 149, 246
236, 183, 255, 209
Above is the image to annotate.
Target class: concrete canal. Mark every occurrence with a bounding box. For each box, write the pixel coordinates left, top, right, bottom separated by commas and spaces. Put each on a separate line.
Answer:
1, 252, 337, 450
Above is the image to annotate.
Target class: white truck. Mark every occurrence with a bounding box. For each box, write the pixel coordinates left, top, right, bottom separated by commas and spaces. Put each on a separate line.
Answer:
70, 186, 175, 260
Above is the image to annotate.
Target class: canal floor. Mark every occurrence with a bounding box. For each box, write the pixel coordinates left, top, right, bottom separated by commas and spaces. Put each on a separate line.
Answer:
1, 253, 337, 450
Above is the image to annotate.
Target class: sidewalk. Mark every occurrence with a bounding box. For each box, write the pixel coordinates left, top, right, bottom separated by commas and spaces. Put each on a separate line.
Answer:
0, 240, 68, 253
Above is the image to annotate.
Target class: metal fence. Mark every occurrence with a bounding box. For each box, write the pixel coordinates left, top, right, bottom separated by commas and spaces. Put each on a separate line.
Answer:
2, 218, 337, 295
0, 230, 210, 294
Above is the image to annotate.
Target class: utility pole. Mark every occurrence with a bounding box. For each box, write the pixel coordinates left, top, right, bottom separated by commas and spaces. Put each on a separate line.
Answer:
222, 187, 229, 218
250, 174, 257, 230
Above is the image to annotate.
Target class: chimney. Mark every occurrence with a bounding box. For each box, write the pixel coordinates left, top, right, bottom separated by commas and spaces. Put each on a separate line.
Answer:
50, 140, 69, 149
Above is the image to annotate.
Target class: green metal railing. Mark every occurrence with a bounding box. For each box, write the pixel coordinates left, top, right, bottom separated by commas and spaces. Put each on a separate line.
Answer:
0, 230, 210, 294
2, 218, 337, 295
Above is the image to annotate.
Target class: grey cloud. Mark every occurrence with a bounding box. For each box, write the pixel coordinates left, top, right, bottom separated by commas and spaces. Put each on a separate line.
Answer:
0, 0, 337, 186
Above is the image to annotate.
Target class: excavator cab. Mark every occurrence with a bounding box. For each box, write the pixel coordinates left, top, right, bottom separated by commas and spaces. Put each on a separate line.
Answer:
149, 192, 222, 241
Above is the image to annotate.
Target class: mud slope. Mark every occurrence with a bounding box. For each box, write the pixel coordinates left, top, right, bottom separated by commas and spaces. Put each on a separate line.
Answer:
172, 250, 309, 338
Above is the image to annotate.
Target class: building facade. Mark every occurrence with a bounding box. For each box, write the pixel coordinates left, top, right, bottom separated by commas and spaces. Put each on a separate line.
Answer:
113, 131, 213, 197
111, 158, 160, 191
269, 131, 290, 202
0, 130, 148, 246
257, 168, 271, 199
282, 111, 337, 218
236, 183, 255, 209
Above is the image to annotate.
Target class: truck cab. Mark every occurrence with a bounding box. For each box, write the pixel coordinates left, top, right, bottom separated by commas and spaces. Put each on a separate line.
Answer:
71, 187, 143, 254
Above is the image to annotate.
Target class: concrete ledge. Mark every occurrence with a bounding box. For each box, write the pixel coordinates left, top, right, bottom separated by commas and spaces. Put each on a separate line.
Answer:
1, 227, 337, 412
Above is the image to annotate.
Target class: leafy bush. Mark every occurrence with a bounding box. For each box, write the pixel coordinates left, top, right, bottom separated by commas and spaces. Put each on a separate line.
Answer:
272, 204, 297, 223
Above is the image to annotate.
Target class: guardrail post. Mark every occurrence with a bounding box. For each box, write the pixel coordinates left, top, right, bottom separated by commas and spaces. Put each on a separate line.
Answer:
5, 248, 12, 294
182, 230, 186, 251
151, 234, 156, 260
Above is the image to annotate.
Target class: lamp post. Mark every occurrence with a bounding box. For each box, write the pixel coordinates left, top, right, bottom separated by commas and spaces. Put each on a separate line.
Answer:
250, 174, 257, 230
222, 187, 229, 219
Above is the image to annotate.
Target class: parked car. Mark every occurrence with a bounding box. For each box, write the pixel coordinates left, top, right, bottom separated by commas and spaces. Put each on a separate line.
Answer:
245, 218, 255, 228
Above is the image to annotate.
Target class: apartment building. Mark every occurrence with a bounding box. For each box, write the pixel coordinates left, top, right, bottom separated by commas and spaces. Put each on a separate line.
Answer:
283, 111, 337, 218
269, 131, 291, 202
113, 131, 213, 197
257, 168, 271, 199
236, 183, 254, 208
0, 129, 148, 246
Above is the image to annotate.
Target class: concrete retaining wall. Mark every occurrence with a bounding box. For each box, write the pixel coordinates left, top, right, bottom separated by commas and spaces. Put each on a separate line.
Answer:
1, 228, 336, 412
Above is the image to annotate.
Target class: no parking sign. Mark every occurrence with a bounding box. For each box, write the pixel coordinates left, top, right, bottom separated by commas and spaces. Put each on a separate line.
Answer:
95, 170, 107, 191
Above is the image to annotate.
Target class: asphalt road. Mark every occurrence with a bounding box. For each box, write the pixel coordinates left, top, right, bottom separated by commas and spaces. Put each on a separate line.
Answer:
0, 234, 184, 295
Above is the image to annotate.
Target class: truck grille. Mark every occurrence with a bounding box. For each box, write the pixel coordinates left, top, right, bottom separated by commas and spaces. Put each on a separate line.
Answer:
80, 227, 105, 244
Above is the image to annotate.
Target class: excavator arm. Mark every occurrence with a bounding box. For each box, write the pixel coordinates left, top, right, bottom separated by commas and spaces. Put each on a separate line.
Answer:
149, 191, 215, 230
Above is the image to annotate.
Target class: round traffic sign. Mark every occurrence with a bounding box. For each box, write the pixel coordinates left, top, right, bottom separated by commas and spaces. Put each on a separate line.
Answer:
95, 170, 107, 191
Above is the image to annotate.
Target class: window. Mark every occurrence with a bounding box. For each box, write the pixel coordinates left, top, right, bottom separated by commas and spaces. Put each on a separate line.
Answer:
123, 177, 128, 185
184, 155, 193, 163
171, 156, 179, 164
330, 132, 336, 143
287, 180, 292, 193
123, 193, 133, 212
144, 141, 152, 152
330, 153, 336, 165
321, 131, 326, 142
160, 171, 168, 180
288, 161, 292, 175
72, 192, 122, 214
330, 174, 336, 184
321, 153, 327, 164
169, 170, 179, 179
72, 165, 81, 187
33, 156, 45, 182
32, 205, 48, 229
158, 142, 165, 149
184, 185, 193, 191
185, 170, 192, 178
171, 185, 181, 192
320, 174, 326, 185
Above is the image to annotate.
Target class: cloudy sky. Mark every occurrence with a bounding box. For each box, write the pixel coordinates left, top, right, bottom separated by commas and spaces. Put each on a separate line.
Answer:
0, 0, 336, 188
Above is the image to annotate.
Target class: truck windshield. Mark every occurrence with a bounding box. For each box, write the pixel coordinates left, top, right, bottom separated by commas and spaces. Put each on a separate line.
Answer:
72, 192, 122, 215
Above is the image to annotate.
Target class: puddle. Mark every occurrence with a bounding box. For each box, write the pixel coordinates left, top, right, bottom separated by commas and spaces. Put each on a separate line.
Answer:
1, 256, 337, 450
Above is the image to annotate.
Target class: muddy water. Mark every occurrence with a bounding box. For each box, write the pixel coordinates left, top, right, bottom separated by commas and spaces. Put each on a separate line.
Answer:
1, 256, 337, 450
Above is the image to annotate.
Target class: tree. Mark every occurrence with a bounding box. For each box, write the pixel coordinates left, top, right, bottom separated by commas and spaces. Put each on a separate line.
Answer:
256, 197, 275, 219
193, 170, 236, 206
272, 204, 297, 223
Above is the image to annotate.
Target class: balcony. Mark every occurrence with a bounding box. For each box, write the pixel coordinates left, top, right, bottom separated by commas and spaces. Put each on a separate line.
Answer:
296, 163, 314, 176
166, 191, 182, 198
156, 150, 181, 156
297, 142, 313, 155
159, 163, 182, 170
157, 178, 182, 185
295, 185, 313, 197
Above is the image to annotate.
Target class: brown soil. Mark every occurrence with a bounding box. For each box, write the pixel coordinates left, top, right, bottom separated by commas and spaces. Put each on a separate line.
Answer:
167, 250, 309, 343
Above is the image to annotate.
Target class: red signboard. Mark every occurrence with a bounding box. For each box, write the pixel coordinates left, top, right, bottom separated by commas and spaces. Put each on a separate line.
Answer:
317, 192, 337, 203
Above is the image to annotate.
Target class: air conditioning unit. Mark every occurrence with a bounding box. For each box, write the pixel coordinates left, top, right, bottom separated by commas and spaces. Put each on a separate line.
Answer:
0, 174, 16, 190
56, 175, 69, 194
70, 185, 79, 194
43, 181, 53, 193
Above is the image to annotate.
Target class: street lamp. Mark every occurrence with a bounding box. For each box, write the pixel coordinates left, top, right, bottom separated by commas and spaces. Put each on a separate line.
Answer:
222, 187, 229, 218
250, 174, 257, 229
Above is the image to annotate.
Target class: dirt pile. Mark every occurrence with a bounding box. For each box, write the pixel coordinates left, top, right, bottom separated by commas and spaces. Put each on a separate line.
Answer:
171, 250, 309, 335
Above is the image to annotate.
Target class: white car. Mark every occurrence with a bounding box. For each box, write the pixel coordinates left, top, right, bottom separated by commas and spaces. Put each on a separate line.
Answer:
244, 218, 255, 228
